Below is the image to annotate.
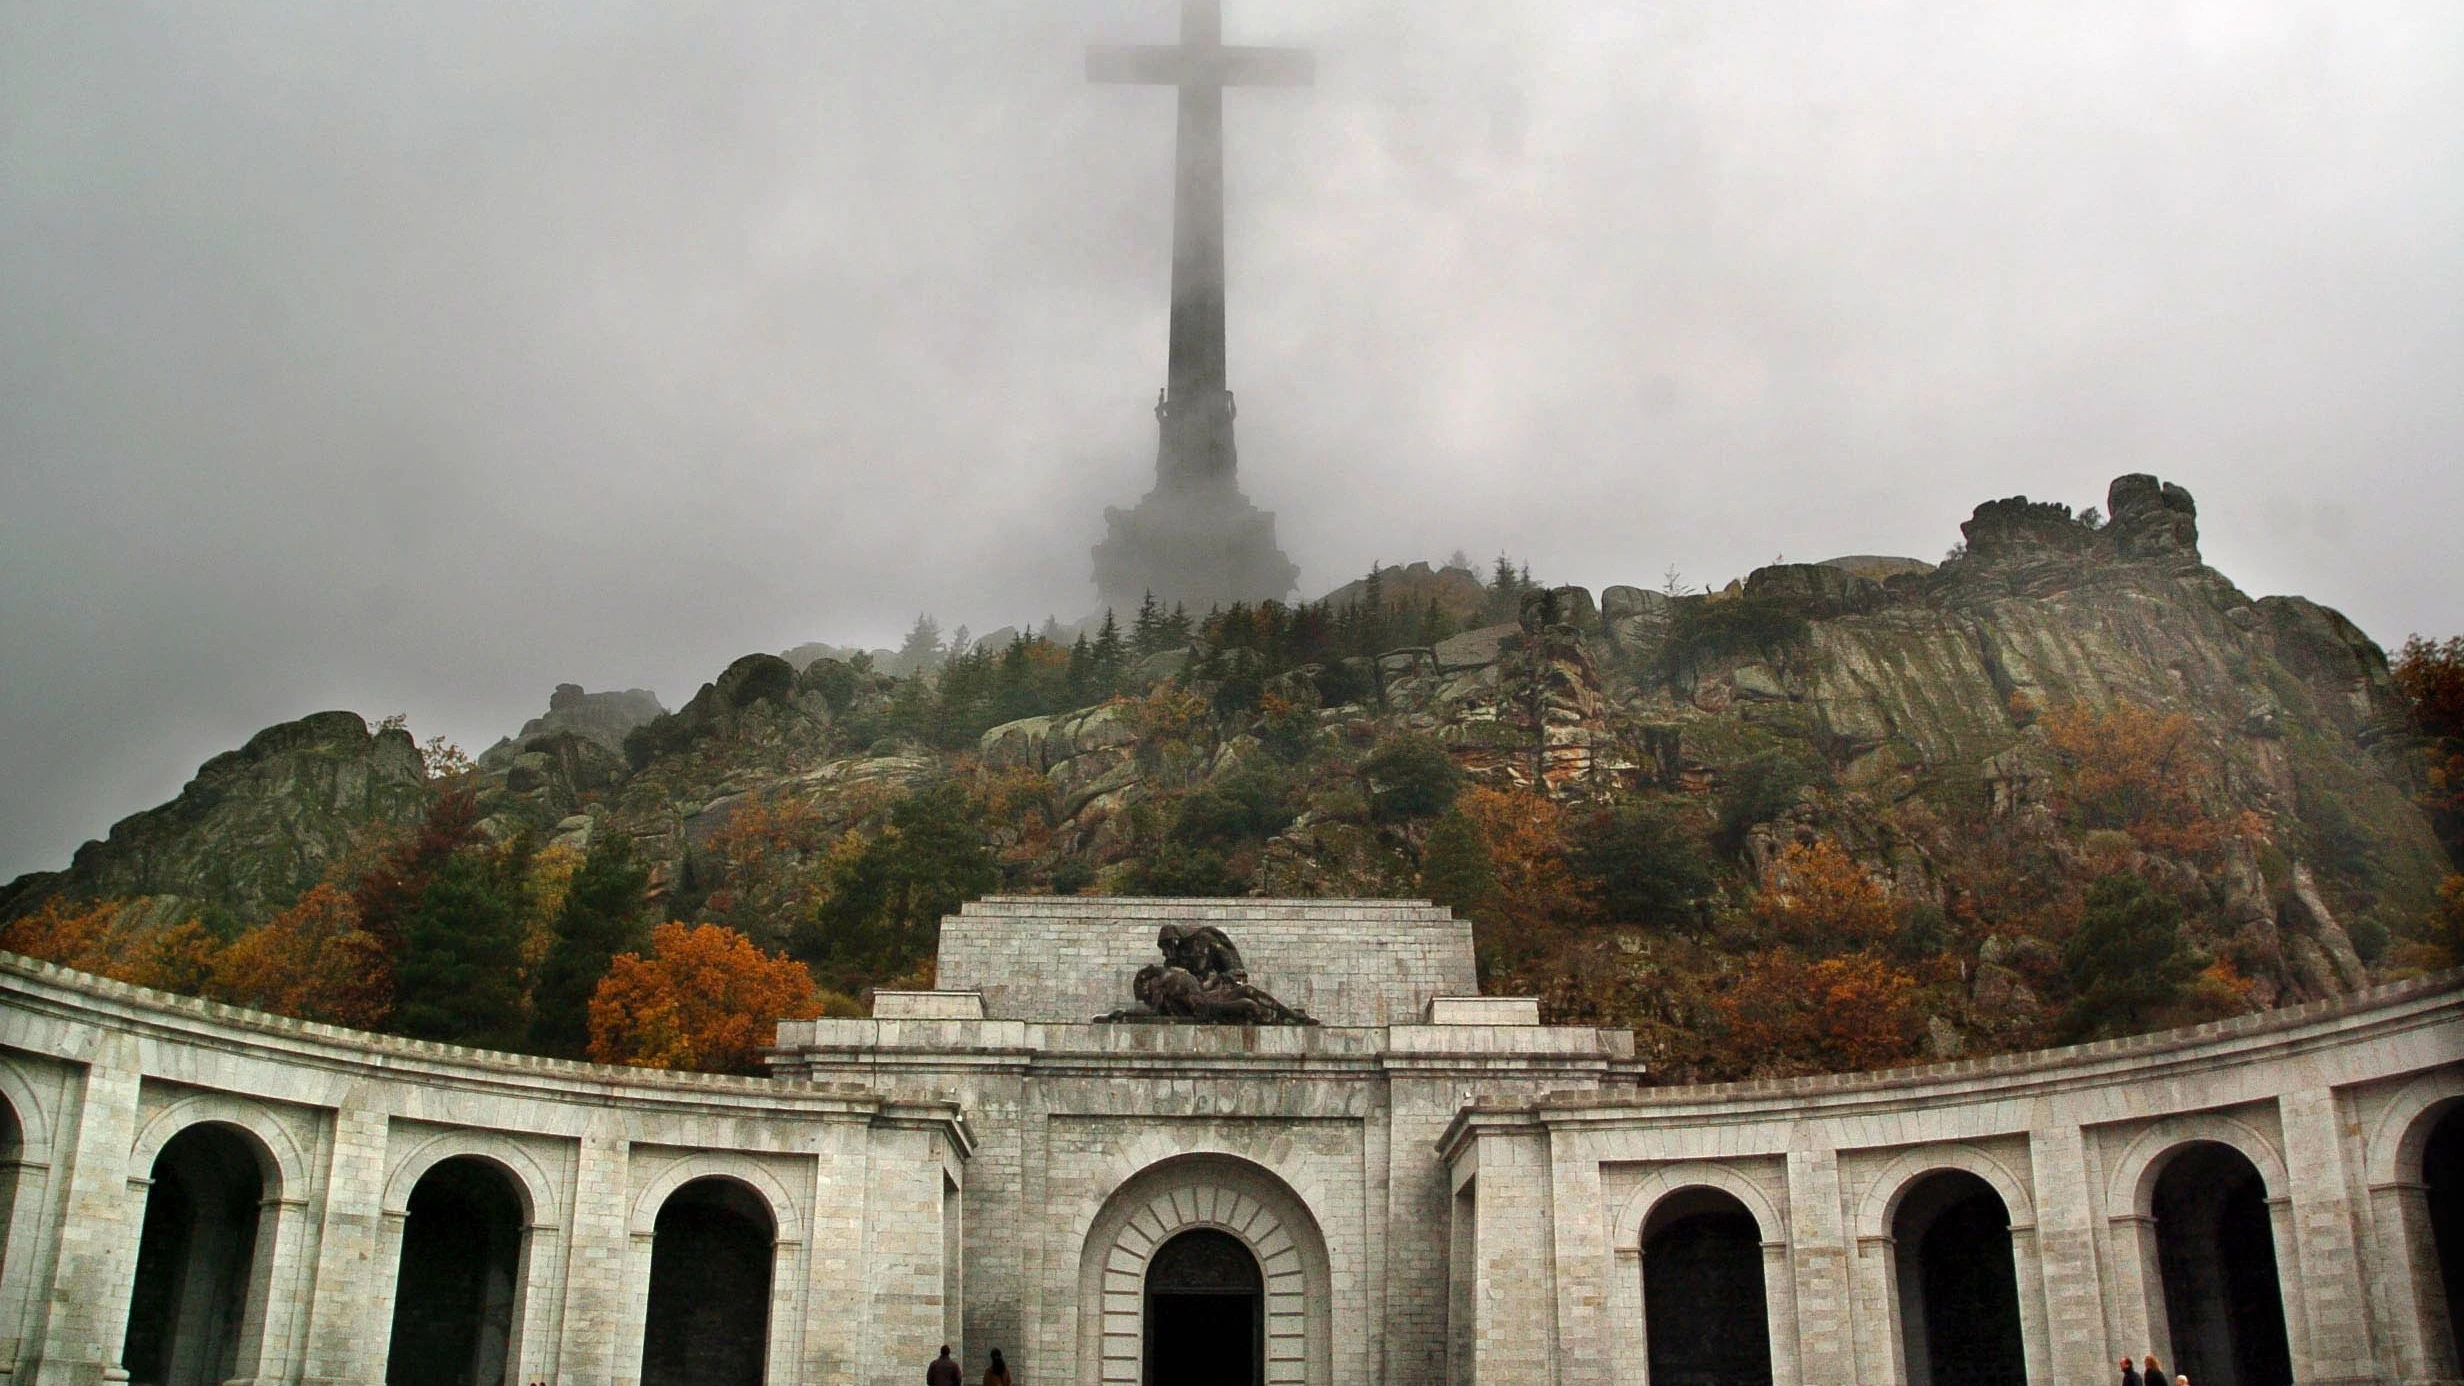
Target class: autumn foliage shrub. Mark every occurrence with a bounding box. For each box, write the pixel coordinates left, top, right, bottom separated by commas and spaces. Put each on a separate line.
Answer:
2040, 701, 2225, 856
211, 884, 392, 1029
1751, 840, 1896, 953
588, 922, 841, 1074
1717, 951, 1922, 1073
0, 897, 222, 994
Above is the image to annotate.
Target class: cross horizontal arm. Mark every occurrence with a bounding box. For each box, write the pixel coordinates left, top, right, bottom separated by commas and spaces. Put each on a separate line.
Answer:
1086, 44, 1315, 89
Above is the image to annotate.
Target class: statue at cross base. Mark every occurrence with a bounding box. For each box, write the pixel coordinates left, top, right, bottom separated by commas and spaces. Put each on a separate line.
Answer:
1086, 0, 1305, 615
1096, 923, 1318, 1025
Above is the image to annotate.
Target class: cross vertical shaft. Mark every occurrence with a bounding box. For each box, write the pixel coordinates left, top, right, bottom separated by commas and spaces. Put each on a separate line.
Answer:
1089, 0, 1312, 495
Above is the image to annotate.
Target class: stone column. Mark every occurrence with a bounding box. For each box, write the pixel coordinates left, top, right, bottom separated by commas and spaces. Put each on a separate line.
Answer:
2027, 1125, 2109, 1385
1847, 1228, 1899, 1386
1546, 1127, 1610, 1386
1469, 1128, 1557, 1383
2280, 1086, 2378, 1383
31, 1043, 142, 1386
2365, 1178, 2455, 1382
555, 1116, 630, 1386
863, 1124, 950, 1381
1782, 1146, 1852, 1386
804, 1117, 868, 1386
514, 1219, 566, 1386
299, 1097, 389, 1386
1761, 1233, 1803, 1386
0, 1142, 58, 1380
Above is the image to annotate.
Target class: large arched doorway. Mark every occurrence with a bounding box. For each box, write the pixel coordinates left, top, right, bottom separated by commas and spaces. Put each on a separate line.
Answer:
640, 1176, 774, 1386
384, 1157, 526, 1386
122, 1124, 269, 1386
2151, 1142, 2292, 1386
1891, 1170, 2024, 1386
1641, 1188, 1772, 1386
1078, 1154, 1330, 1386
1145, 1227, 1263, 1386
2421, 1106, 2464, 1373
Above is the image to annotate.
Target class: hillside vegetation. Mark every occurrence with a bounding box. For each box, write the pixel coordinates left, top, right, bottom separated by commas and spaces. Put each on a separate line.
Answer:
7, 474, 2459, 1081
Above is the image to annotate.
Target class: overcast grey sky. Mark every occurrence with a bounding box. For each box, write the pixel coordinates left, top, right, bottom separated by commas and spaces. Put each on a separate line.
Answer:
3, 1, 2460, 879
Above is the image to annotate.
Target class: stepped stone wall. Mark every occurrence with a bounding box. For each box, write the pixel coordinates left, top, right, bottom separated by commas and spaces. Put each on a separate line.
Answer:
936, 896, 1479, 1025
0, 900, 2458, 1386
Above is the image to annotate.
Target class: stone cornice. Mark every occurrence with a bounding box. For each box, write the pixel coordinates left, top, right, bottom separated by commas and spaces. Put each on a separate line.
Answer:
1437, 968, 2464, 1159
0, 951, 968, 1136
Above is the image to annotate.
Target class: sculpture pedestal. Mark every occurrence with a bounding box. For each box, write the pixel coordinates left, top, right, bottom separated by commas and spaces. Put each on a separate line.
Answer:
1092, 480, 1298, 615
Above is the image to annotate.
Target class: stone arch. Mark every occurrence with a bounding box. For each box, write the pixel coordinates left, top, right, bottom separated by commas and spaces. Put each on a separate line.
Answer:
382, 1130, 561, 1229
626, 1153, 805, 1245
2105, 1114, 2288, 1220
1856, 1143, 2038, 1241
127, 1092, 308, 1198
1614, 1163, 1787, 1250
2366, 1070, 2464, 1189
2365, 1072, 2464, 1382
1612, 1165, 1796, 1386
1076, 1152, 1333, 1386
0, 1057, 56, 1166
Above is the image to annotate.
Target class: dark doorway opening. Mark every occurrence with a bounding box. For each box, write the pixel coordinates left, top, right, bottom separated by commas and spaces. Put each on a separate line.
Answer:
0, 1097, 19, 1265
385, 1156, 526, 1386
2152, 1142, 2292, 1386
1145, 1227, 1262, 1386
2421, 1106, 2464, 1371
122, 1124, 266, 1386
1642, 1188, 1773, 1386
640, 1177, 775, 1386
1892, 1170, 2025, 1386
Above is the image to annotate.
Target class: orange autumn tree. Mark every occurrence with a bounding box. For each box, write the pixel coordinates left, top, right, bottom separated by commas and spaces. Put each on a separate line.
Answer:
1451, 786, 1598, 935
0, 896, 222, 993
1719, 951, 1922, 1073
1717, 839, 1926, 1076
2040, 699, 2227, 855
587, 922, 849, 1074
211, 883, 394, 1029
1751, 839, 1897, 953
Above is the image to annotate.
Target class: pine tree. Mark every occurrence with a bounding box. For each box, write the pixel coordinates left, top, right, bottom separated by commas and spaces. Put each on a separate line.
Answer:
2060, 873, 2197, 1040
392, 846, 529, 1048
1421, 808, 1496, 920
1091, 611, 1127, 695
1132, 594, 1164, 657
528, 833, 651, 1057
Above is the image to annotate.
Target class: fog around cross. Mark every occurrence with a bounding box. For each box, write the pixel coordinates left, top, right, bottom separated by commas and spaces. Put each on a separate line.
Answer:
2, 0, 2460, 878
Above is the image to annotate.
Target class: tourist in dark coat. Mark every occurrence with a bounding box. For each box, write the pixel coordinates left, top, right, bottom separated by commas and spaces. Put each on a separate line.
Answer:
983, 1347, 1013, 1386
926, 1344, 961, 1386
2142, 1354, 2164, 1386
2121, 1356, 2143, 1386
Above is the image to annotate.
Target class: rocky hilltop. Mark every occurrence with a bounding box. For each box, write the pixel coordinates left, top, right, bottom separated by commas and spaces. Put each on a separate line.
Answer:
6, 474, 2451, 1078
0, 711, 431, 927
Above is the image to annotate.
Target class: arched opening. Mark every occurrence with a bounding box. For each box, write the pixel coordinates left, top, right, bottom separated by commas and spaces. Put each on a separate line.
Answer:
1641, 1188, 1772, 1386
640, 1176, 774, 1386
1144, 1227, 1262, 1386
384, 1157, 526, 1386
0, 1095, 21, 1269
2421, 1106, 2464, 1372
122, 1124, 268, 1386
1891, 1170, 2024, 1386
2151, 1142, 2291, 1386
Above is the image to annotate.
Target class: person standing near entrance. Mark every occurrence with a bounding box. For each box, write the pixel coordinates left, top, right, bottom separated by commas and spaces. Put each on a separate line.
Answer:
2143, 1354, 2164, 1386
927, 1345, 961, 1386
982, 1347, 1013, 1386
2121, 1357, 2143, 1386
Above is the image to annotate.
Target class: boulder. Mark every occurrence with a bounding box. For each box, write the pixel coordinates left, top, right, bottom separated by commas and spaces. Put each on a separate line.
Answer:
1519, 586, 1597, 632
2105, 473, 2200, 563
1599, 586, 1671, 624
1741, 563, 1882, 616
1433, 624, 1519, 671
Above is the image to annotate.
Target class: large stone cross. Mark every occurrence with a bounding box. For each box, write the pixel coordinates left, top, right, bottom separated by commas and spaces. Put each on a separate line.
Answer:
1089, 1, 1312, 492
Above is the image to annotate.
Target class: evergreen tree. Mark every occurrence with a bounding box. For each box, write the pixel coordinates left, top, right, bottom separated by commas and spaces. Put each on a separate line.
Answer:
528, 833, 651, 1057
796, 785, 998, 990
894, 614, 943, 674
393, 846, 528, 1048
1420, 807, 1496, 919
1131, 594, 1165, 656
2060, 873, 2198, 1039
1091, 611, 1127, 694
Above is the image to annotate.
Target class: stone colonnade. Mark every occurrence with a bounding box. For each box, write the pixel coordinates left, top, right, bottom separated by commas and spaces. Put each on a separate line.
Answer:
0, 955, 968, 1386
1443, 972, 2464, 1386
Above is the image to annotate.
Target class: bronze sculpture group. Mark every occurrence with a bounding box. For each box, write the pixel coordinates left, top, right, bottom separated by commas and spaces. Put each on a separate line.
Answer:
1097, 923, 1316, 1025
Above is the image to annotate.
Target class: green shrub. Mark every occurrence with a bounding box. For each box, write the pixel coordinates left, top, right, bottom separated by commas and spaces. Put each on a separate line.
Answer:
1126, 843, 1249, 897
1362, 735, 1466, 823
2059, 873, 2196, 1040
1572, 804, 1714, 928
1715, 748, 1822, 850
1170, 768, 1298, 851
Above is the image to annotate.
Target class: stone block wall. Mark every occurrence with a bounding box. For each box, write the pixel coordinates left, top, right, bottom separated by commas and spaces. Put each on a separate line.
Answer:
0, 955, 968, 1386
935, 896, 1477, 1025
1444, 971, 2464, 1386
